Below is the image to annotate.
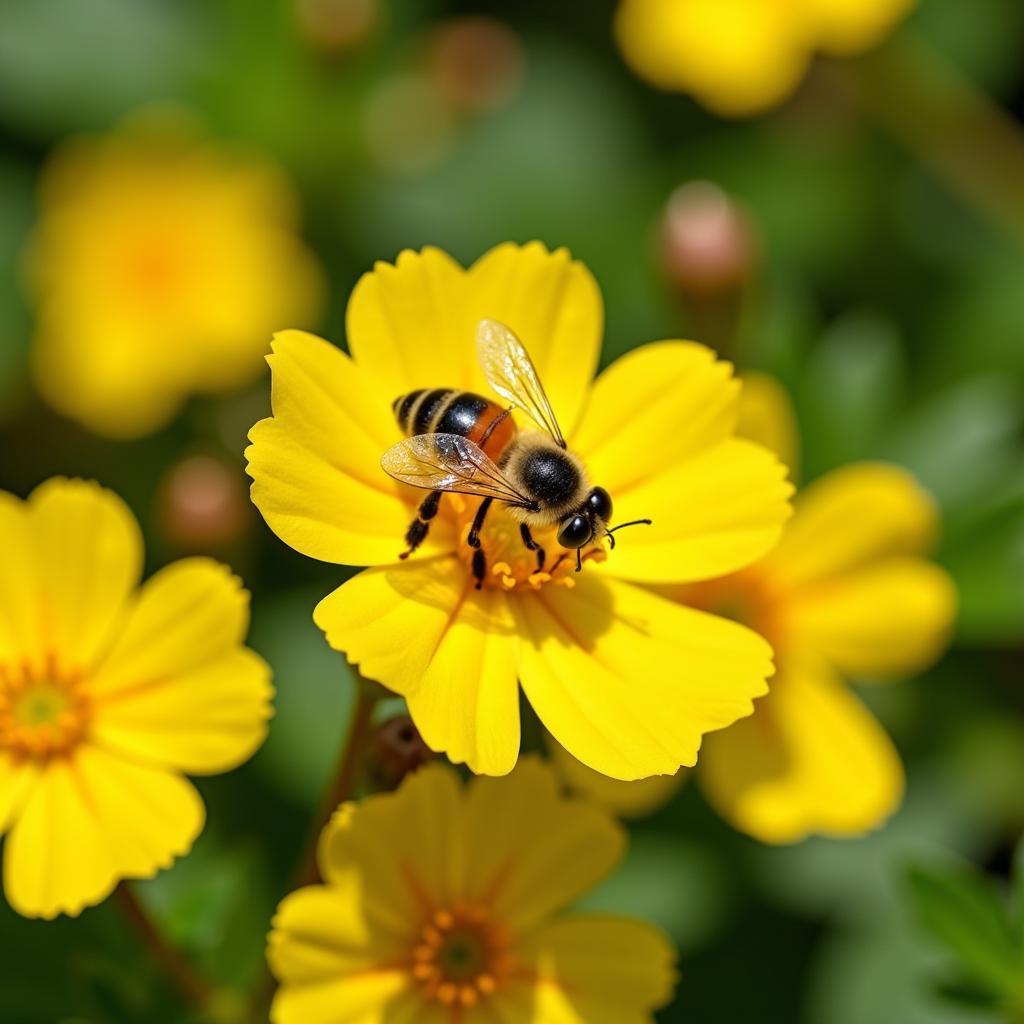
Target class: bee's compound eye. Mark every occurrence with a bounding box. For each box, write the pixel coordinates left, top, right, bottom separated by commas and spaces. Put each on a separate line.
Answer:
586, 486, 613, 521
557, 514, 592, 549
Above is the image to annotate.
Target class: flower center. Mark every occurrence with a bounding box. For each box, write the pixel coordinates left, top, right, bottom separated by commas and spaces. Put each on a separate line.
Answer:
0, 656, 90, 760
411, 906, 510, 1007
449, 494, 606, 592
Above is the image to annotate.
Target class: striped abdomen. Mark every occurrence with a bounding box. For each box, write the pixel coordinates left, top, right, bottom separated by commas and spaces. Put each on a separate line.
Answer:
392, 388, 516, 459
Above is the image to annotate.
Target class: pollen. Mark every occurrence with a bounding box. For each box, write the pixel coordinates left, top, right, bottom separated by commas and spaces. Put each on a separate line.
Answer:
410, 904, 511, 1007
455, 507, 606, 592
0, 653, 90, 760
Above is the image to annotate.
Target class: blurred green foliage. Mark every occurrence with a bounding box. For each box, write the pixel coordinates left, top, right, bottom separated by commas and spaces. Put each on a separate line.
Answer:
0, 0, 1023, 1022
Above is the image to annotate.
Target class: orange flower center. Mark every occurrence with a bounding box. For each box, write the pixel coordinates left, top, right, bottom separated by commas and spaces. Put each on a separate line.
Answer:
411, 905, 510, 1008
0, 656, 90, 760
449, 494, 607, 592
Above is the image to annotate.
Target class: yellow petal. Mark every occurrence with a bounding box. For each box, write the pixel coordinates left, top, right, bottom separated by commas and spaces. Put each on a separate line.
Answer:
803, 0, 915, 55
27, 479, 143, 669
736, 371, 800, 478
765, 462, 938, 591
699, 653, 904, 843
549, 739, 686, 820
270, 970, 422, 1024
466, 242, 602, 436
346, 247, 476, 394
601, 438, 793, 584
91, 558, 250, 691
33, 314, 188, 440
786, 557, 957, 678
3, 745, 203, 918
614, 0, 813, 116
521, 915, 677, 1023
571, 341, 739, 493
462, 758, 625, 935
0, 491, 39, 666
247, 330, 439, 568
0, 753, 41, 835
317, 765, 463, 935
91, 648, 273, 774
513, 574, 773, 780
268, 883, 407, 986
315, 560, 521, 775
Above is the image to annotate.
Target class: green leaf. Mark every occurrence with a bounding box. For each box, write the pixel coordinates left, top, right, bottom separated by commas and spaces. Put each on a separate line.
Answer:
906, 864, 1021, 998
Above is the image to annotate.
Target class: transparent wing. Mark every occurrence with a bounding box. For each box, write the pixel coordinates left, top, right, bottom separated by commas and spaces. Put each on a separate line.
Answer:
381, 433, 533, 505
477, 319, 566, 448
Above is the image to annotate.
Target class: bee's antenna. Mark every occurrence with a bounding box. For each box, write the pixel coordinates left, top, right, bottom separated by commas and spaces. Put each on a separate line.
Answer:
575, 547, 583, 573
608, 518, 653, 536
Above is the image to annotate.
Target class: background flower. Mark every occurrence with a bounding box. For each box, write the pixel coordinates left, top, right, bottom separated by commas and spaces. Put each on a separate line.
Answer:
26, 116, 324, 438
614, 0, 916, 115
0, 478, 272, 918
268, 758, 676, 1024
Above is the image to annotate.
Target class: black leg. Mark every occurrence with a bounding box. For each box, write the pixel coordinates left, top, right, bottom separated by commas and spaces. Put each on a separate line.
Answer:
575, 548, 583, 573
400, 490, 442, 559
519, 523, 546, 571
467, 498, 493, 590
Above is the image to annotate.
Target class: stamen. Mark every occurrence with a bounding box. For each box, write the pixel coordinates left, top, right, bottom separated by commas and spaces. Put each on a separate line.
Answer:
410, 904, 510, 1006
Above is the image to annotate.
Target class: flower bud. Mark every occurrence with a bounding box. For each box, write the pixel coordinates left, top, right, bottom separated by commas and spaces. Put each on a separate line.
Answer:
368, 714, 435, 790
157, 453, 252, 552
661, 181, 759, 296
425, 17, 525, 115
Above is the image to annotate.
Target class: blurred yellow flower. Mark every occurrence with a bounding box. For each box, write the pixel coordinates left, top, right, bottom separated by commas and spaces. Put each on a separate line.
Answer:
27, 119, 324, 438
550, 374, 954, 836
614, 0, 916, 115
268, 758, 676, 1023
687, 374, 957, 843
246, 242, 793, 781
0, 478, 272, 918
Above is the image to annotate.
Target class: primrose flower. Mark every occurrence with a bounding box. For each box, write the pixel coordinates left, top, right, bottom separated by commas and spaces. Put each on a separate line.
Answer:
688, 374, 957, 843
614, 0, 916, 115
28, 118, 323, 438
268, 758, 676, 1023
0, 479, 272, 918
247, 242, 793, 781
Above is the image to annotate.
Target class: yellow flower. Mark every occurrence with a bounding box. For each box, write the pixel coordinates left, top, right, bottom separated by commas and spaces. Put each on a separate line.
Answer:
686, 374, 957, 843
548, 374, 955, 835
0, 478, 273, 918
614, 0, 916, 115
246, 243, 793, 781
267, 758, 677, 1023
28, 118, 324, 438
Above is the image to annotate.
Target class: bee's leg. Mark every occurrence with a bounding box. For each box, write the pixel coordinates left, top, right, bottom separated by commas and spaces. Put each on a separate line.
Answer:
399, 490, 442, 559
467, 497, 493, 590
519, 523, 546, 572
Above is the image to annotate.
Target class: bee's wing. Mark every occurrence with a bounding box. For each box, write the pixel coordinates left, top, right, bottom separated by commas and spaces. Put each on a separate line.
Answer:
477, 319, 566, 448
381, 433, 533, 506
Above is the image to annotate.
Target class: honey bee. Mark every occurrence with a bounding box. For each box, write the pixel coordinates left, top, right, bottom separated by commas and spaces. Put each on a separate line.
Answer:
381, 319, 651, 588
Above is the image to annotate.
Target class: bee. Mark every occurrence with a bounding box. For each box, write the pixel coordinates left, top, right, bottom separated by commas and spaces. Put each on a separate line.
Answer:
381, 319, 651, 588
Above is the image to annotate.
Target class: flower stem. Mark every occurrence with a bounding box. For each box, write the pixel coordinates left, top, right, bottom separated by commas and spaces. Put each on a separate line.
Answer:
251, 675, 380, 1018
856, 33, 1024, 243
291, 676, 379, 889
115, 881, 213, 1010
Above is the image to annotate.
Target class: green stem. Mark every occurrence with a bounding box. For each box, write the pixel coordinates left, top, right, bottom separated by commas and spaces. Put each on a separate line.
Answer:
252, 677, 380, 1017
290, 678, 379, 889
856, 33, 1024, 243
116, 882, 213, 1011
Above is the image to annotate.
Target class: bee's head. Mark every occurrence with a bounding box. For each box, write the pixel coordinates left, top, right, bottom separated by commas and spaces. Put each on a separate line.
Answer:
556, 486, 613, 549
